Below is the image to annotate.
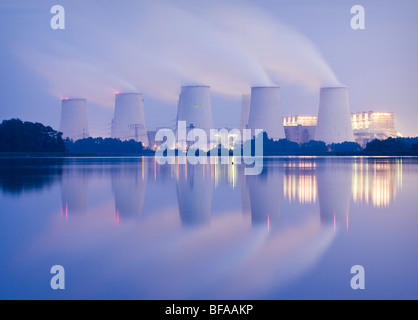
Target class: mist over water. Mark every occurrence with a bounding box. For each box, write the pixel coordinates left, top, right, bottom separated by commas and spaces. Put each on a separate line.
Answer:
19, 0, 340, 107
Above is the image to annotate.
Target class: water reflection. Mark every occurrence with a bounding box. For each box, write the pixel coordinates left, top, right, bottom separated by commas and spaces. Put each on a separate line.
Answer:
283, 159, 318, 204
177, 162, 213, 227
317, 159, 352, 229
111, 159, 147, 222
352, 158, 403, 207
247, 164, 283, 228
61, 166, 89, 218
0, 158, 63, 195
0, 156, 416, 299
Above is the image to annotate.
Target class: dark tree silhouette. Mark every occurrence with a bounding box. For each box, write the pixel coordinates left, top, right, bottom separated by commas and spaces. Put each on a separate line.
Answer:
65, 137, 145, 155
330, 142, 363, 154
0, 119, 65, 153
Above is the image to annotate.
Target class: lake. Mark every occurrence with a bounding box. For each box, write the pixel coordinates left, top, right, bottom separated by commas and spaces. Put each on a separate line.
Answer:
0, 156, 417, 300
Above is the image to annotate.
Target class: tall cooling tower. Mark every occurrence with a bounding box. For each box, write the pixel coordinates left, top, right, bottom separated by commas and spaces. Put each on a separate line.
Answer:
111, 93, 149, 146
177, 86, 214, 134
315, 87, 355, 144
60, 99, 89, 141
247, 87, 285, 141
239, 94, 251, 131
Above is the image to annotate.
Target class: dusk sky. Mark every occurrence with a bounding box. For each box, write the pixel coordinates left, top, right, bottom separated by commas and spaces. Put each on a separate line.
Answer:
0, 0, 417, 137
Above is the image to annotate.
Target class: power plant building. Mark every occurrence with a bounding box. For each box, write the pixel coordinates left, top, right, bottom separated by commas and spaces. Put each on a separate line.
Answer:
283, 112, 400, 146
59, 99, 89, 141
283, 116, 317, 144
351, 111, 401, 147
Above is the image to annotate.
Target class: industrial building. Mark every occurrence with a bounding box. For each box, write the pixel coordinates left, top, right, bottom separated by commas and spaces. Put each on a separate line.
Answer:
111, 93, 149, 146
283, 111, 400, 146
351, 111, 401, 147
59, 98, 90, 141
57, 85, 401, 149
283, 116, 317, 144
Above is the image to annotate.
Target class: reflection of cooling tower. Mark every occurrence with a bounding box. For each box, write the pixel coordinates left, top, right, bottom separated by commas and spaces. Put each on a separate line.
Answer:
61, 170, 88, 216
315, 87, 355, 144
111, 93, 149, 146
239, 165, 251, 216
112, 162, 147, 222
177, 164, 213, 227
317, 160, 352, 226
239, 94, 251, 132
247, 164, 283, 226
247, 87, 285, 141
60, 99, 89, 141
177, 86, 214, 133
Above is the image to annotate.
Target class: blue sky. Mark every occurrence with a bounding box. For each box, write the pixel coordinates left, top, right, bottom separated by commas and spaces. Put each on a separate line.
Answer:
0, 0, 417, 136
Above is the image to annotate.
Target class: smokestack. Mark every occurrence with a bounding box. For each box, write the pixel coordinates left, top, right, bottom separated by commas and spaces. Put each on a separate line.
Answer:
239, 94, 251, 132
315, 87, 355, 144
177, 86, 214, 134
247, 87, 285, 141
111, 93, 149, 146
60, 99, 89, 141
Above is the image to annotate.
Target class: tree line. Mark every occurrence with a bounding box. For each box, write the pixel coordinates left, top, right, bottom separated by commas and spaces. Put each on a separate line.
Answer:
1, 119, 418, 156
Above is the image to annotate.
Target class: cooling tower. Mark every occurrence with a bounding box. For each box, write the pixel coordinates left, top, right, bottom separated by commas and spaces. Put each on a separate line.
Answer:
315, 87, 355, 144
239, 94, 251, 132
111, 93, 149, 146
60, 99, 89, 141
247, 87, 285, 141
177, 86, 214, 134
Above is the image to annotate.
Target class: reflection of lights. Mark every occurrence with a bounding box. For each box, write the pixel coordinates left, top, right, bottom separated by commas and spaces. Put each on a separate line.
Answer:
153, 156, 156, 180
352, 158, 403, 207
225, 157, 237, 188
60, 204, 69, 221
143, 156, 145, 181
283, 161, 317, 204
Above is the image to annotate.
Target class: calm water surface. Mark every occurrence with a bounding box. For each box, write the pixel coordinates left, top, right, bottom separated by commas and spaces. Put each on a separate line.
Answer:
0, 157, 417, 300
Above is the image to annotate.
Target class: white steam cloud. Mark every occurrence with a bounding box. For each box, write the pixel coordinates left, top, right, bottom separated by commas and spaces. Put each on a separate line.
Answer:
19, 0, 341, 107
